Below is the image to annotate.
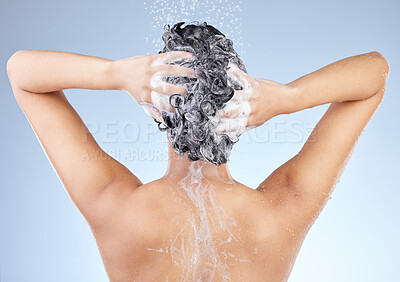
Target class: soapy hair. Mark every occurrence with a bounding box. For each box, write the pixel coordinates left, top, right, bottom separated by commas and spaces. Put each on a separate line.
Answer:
155, 21, 247, 166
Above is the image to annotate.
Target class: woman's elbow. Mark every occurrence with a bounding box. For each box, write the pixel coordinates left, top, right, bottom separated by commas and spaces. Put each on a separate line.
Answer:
370, 51, 390, 75
7, 50, 29, 83
365, 51, 390, 93
375, 51, 390, 73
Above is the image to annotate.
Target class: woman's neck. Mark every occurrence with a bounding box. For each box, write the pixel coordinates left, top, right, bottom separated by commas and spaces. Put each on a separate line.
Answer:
163, 143, 233, 182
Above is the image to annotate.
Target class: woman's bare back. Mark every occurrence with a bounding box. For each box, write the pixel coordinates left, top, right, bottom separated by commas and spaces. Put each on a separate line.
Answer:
91, 171, 307, 282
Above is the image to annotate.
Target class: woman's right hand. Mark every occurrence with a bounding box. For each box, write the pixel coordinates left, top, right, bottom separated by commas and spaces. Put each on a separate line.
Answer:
214, 64, 295, 135
115, 51, 197, 122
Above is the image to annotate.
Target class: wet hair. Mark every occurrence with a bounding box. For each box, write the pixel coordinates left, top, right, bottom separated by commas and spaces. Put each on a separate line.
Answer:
155, 21, 247, 166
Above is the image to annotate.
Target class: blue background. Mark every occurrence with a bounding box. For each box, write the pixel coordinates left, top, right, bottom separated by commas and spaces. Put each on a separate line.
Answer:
1, 0, 399, 281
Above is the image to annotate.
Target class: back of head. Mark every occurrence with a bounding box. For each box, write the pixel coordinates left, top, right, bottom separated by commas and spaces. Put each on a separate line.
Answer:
156, 21, 247, 166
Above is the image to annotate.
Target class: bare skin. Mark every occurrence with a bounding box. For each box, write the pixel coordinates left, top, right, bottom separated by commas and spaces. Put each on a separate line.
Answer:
7, 50, 389, 281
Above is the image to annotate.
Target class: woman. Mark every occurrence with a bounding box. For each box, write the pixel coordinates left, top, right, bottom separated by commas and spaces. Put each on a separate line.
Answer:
7, 22, 389, 281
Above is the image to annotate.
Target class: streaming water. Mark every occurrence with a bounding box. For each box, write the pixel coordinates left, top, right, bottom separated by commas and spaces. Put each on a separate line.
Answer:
143, 161, 258, 281
143, 0, 246, 55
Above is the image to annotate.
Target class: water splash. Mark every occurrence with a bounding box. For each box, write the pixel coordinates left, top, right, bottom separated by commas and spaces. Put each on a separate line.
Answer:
143, 0, 246, 55
174, 162, 234, 280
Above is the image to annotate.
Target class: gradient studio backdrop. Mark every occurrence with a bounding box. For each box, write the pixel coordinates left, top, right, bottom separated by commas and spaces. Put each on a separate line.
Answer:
0, 0, 399, 281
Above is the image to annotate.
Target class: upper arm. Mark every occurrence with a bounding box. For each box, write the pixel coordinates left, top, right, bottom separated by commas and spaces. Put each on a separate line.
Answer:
9, 84, 142, 220
256, 78, 387, 230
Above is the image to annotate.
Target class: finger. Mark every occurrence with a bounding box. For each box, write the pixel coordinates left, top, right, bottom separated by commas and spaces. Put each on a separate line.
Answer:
213, 117, 249, 133
162, 51, 195, 63
139, 102, 164, 121
223, 124, 255, 142
151, 75, 189, 95
215, 106, 250, 119
153, 82, 188, 96
223, 89, 252, 105
227, 69, 248, 86
227, 64, 251, 90
150, 91, 175, 113
215, 98, 251, 118
152, 51, 194, 67
154, 64, 197, 78
215, 101, 241, 118
216, 107, 241, 119
227, 64, 247, 79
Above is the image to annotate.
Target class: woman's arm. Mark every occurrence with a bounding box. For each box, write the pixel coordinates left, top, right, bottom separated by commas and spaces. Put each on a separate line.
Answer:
6, 50, 195, 225
266, 51, 389, 228
284, 51, 389, 113
224, 51, 389, 127
228, 51, 389, 230
7, 50, 120, 93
